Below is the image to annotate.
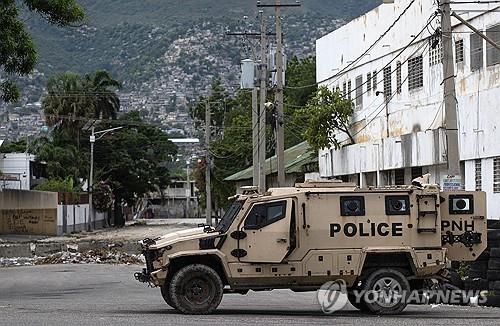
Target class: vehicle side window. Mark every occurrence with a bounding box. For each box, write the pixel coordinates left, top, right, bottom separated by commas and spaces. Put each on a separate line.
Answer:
385, 195, 411, 215
244, 201, 287, 230
449, 195, 474, 214
340, 196, 365, 216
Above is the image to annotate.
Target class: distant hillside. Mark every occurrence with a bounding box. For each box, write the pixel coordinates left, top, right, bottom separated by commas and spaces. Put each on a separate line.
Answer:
13, 0, 381, 106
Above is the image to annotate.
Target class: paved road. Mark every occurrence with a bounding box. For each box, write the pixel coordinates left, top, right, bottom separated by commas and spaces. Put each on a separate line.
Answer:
1, 265, 499, 326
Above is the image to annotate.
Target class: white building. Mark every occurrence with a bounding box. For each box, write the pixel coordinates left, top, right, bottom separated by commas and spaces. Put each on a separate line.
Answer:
0, 152, 46, 190
316, 0, 500, 219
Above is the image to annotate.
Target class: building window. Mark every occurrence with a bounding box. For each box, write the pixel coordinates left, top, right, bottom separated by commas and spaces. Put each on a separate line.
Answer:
336, 85, 340, 94
395, 169, 405, 185
373, 70, 378, 91
383, 66, 392, 100
396, 61, 402, 94
411, 167, 423, 180
367, 72, 372, 92
455, 39, 464, 63
347, 80, 352, 101
471, 33, 484, 71
342, 82, 347, 99
487, 24, 500, 66
494, 157, 500, 193
408, 55, 424, 90
429, 36, 442, 66
475, 159, 482, 191
355, 75, 363, 109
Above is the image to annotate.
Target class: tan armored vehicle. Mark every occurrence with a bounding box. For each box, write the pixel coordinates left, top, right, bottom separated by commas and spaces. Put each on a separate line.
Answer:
135, 180, 487, 315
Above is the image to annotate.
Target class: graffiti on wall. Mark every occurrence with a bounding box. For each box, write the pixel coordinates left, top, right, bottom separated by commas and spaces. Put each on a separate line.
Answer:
1, 209, 57, 235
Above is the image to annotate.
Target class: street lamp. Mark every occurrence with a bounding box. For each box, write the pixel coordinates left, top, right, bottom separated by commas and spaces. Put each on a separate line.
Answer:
88, 126, 124, 231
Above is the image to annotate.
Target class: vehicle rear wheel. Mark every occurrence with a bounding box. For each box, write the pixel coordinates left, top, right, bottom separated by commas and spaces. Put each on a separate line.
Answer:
169, 264, 223, 314
362, 268, 410, 315
160, 279, 176, 309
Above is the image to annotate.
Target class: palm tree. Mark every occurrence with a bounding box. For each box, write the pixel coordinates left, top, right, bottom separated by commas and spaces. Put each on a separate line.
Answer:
85, 70, 121, 120
42, 72, 94, 131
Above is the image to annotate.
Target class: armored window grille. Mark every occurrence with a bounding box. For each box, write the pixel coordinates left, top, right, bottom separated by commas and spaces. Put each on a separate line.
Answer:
429, 37, 442, 66
347, 80, 352, 101
355, 75, 363, 109
470, 33, 484, 71
487, 24, 500, 67
408, 55, 424, 90
475, 159, 482, 191
383, 66, 392, 100
455, 39, 464, 63
396, 61, 402, 94
494, 157, 500, 193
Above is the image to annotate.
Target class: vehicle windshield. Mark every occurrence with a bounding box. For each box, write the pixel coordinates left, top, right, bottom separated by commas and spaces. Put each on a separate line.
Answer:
215, 201, 243, 233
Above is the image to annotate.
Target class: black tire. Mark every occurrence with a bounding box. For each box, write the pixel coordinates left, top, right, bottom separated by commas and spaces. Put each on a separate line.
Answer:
160, 280, 176, 309
488, 230, 500, 241
491, 248, 500, 258
489, 259, 500, 270
169, 264, 223, 315
362, 269, 410, 315
489, 281, 500, 290
487, 270, 500, 281
348, 291, 369, 312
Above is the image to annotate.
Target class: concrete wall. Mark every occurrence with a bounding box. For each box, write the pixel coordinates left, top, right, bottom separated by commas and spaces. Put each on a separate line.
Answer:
0, 190, 107, 235
0, 190, 58, 235
316, 0, 500, 219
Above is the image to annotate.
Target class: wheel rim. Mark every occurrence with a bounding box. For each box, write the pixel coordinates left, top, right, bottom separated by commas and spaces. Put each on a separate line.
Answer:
182, 276, 215, 305
372, 276, 403, 308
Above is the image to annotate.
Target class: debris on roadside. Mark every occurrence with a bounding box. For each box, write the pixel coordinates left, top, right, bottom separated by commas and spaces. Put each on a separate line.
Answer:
0, 249, 145, 268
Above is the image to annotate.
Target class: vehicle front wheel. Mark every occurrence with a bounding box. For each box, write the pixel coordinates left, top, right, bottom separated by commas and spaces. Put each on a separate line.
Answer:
169, 264, 223, 314
160, 280, 176, 309
362, 268, 410, 315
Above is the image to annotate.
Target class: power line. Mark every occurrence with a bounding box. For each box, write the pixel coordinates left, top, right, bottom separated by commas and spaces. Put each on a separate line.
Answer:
285, 0, 420, 90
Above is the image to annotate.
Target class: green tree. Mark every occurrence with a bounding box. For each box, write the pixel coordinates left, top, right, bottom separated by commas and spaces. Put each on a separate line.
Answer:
0, 0, 85, 102
295, 86, 354, 152
284, 56, 317, 148
189, 79, 234, 133
85, 70, 121, 120
42, 70, 121, 139
0, 139, 28, 153
94, 111, 177, 226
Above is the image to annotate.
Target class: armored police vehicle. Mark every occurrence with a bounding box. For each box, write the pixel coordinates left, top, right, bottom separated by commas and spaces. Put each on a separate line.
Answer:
135, 180, 486, 315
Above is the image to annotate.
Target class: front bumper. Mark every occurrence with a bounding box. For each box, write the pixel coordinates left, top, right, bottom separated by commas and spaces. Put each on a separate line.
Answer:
134, 247, 167, 287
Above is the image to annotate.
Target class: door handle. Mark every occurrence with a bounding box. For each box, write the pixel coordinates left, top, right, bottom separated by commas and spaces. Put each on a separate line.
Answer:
276, 238, 287, 244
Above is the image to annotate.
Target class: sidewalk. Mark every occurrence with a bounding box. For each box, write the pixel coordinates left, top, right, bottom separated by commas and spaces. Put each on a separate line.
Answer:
0, 218, 204, 260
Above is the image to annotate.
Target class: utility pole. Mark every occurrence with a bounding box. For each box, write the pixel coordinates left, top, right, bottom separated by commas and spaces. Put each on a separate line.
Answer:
440, 0, 461, 178
86, 125, 124, 231
259, 12, 268, 194
252, 88, 259, 187
186, 160, 190, 219
205, 100, 212, 226
275, 0, 285, 187
89, 126, 95, 232
258, 0, 300, 187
